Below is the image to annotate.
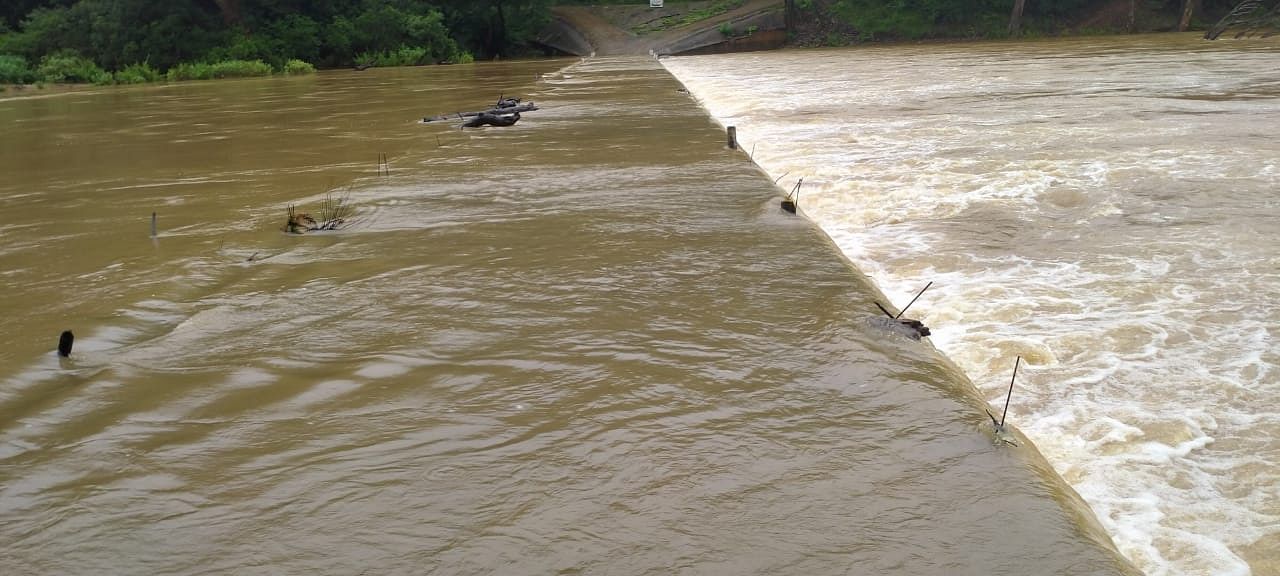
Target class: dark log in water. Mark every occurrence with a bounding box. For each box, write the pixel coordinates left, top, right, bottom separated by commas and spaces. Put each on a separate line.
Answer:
872, 302, 930, 339
866, 315, 931, 340
423, 103, 538, 123
462, 112, 521, 128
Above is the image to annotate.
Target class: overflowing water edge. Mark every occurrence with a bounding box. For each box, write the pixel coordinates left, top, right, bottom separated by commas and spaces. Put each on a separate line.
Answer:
664, 36, 1279, 576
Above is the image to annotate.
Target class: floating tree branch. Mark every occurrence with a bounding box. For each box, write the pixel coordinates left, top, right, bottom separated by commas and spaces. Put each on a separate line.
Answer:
285, 189, 358, 234
423, 102, 538, 123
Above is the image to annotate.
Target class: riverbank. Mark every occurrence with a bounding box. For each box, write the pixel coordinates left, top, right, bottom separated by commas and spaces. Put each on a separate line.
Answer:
0, 82, 96, 100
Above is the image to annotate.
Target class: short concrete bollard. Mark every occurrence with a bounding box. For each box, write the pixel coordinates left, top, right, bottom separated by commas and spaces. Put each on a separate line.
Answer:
726, 126, 737, 149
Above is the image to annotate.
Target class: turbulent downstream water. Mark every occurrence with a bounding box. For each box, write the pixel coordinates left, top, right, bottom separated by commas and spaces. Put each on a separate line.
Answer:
0, 59, 1145, 574
665, 34, 1280, 576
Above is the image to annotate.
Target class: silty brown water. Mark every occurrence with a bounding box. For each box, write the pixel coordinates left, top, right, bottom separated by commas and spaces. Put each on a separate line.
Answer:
1, 58, 1136, 574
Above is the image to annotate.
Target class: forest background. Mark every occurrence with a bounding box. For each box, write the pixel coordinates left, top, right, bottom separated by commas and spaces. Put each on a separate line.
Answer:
0, 0, 1247, 86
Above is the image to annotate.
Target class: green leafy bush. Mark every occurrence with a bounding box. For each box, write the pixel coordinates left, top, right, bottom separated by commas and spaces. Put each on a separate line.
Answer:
166, 59, 273, 81
281, 58, 315, 75
355, 46, 427, 67
112, 61, 160, 84
164, 62, 205, 81
36, 52, 110, 84
206, 59, 273, 78
0, 53, 34, 84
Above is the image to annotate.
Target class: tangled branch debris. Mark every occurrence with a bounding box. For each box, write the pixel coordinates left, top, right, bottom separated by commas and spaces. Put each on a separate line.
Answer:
285, 191, 357, 234
422, 95, 538, 128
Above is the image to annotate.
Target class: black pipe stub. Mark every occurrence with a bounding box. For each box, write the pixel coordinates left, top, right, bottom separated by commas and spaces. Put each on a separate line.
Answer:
780, 199, 797, 214
57, 330, 74, 357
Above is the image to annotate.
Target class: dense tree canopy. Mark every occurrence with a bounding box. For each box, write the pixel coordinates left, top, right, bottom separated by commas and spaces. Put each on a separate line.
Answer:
0, 0, 551, 78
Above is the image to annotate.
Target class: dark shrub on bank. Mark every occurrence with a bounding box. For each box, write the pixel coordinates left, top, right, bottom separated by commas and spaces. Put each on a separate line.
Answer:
35, 52, 110, 84
281, 59, 316, 75
0, 53, 33, 84
112, 61, 161, 84
166, 60, 275, 82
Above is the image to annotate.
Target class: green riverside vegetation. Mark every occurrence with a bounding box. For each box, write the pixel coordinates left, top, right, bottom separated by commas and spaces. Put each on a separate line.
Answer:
0, 0, 549, 86
0, 0, 1250, 86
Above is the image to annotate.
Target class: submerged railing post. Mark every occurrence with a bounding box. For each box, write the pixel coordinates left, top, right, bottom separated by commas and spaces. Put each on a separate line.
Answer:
987, 355, 1022, 435
781, 177, 802, 214
150, 212, 157, 238
1000, 356, 1021, 429
727, 126, 737, 149
896, 281, 933, 319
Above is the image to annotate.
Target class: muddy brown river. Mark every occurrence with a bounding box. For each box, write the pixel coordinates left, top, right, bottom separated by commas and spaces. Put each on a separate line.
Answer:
1, 58, 1138, 573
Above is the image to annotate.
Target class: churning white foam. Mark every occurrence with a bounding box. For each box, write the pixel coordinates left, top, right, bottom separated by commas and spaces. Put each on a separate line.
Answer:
665, 38, 1279, 576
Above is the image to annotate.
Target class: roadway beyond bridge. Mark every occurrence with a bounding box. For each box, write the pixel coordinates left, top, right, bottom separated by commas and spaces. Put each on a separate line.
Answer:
538, 0, 787, 57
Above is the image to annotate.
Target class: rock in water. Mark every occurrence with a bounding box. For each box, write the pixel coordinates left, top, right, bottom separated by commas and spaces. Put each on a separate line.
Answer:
57, 330, 74, 357
866, 316, 931, 341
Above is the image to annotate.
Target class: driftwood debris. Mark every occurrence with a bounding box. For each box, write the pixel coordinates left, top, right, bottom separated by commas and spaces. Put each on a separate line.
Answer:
867, 315, 931, 341
422, 95, 538, 127
463, 112, 521, 128
285, 192, 356, 234
873, 282, 934, 340
422, 103, 537, 123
